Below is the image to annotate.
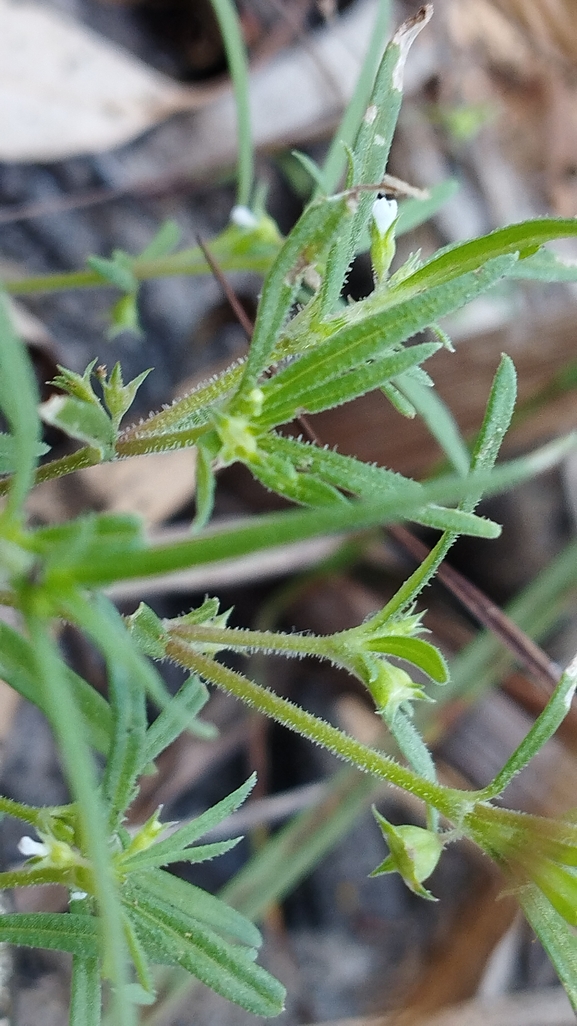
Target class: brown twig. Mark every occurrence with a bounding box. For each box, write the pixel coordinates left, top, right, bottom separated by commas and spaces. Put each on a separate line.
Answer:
195, 233, 254, 339
0, 170, 203, 227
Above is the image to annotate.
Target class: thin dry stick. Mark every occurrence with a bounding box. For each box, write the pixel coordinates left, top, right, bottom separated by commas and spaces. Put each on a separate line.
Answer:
0, 169, 206, 227
195, 233, 254, 339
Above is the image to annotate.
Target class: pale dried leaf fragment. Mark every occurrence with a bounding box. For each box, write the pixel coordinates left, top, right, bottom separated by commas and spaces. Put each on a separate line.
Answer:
79, 450, 197, 527
0, 0, 214, 161
392, 3, 433, 92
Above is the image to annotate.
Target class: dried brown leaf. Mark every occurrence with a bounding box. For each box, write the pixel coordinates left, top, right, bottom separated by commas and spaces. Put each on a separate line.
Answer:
0, 0, 216, 161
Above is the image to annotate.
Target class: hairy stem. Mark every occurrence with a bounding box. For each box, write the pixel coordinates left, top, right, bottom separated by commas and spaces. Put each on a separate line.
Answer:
165, 637, 479, 820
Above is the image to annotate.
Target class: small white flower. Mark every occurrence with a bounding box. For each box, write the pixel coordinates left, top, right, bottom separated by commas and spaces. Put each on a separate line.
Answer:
18, 836, 48, 858
230, 205, 258, 229
70, 889, 88, 901
372, 197, 398, 236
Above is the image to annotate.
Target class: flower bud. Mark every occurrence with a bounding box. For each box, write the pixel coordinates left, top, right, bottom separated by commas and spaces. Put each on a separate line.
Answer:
370, 197, 398, 283
370, 809, 443, 900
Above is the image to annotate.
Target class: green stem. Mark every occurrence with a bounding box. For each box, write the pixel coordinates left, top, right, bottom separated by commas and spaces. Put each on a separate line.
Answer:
70, 954, 101, 1026
116, 427, 208, 456
5, 259, 190, 297
209, 0, 254, 208
0, 446, 99, 497
0, 794, 48, 828
374, 531, 457, 624
165, 637, 479, 820
0, 425, 210, 497
70, 896, 102, 1026
119, 363, 243, 441
3, 226, 278, 297
24, 612, 133, 1026
3, 249, 264, 298
169, 622, 336, 660
0, 866, 72, 888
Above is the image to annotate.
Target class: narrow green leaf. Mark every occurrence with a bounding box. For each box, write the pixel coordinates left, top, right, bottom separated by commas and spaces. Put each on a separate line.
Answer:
0, 619, 111, 755
138, 220, 181, 261
246, 450, 347, 508
257, 437, 497, 535
24, 617, 133, 1026
137, 869, 262, 948
364, 636, 448, 683
108, 293, 141, 338
0, 912, 99, 957
122, 838, 240, 872
372, 353, 518, 625
413, 505, 500, 538
259, 433, 419, 497
209, 0, 253, 207
256, 255, 518, 428
507, 247, 577, 282
32, 515, 144, 589
259, 343, 440, 428
143, 675, 215, 767
63, 591, 171, 718
121, 906, 157, 1000
395, 218, 577, 297
193, 443, 216, 532
86, 254, 137, 293
319, 0, 391, 196
481, 654, 577, 800
57, 432, 576, 588
70, 955, 101, 1026
40, 395, 116, 460
380, 380, 417, 417
121, 775, 256, 872
517, 883, 577, 1013
64, 597, 148, 822
124, 885, 285, 1016
289, 150, 327, 193
101, 660, 147, 824
384, 708, 438, 785
0, 294, 41, 521
0, 433, 49, 474
470, 353, 517, 475
397, 371, 470, 476
319, 5, 432, 313
234, 193, 352, 397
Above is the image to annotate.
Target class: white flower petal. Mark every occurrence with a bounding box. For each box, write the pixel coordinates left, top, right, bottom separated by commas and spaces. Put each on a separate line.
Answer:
372, 197, 398, 236
18, 836, 48, 858
230, 205, 258, 228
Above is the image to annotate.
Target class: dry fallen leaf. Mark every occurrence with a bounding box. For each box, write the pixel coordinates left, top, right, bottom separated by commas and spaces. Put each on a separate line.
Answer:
0, 0, 431, 171
0, 0, 219, 161
79, 449, 197, 525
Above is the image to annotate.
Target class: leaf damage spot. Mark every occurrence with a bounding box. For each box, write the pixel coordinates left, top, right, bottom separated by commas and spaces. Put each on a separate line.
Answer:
392, 4, 433, 93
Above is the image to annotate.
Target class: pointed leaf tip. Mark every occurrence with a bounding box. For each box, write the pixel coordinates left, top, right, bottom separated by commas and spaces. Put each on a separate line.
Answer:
392, 5, 433, 92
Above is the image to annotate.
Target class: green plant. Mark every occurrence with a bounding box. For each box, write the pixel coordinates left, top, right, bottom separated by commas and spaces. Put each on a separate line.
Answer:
2, 3, 577, 1022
